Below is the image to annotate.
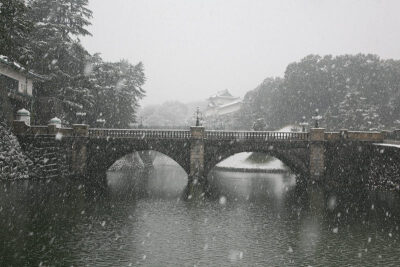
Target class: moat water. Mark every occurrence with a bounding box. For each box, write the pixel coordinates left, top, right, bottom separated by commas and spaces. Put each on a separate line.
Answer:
1, 164, 400, 266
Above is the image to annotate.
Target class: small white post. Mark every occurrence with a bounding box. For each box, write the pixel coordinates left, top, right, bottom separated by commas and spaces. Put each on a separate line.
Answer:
16, 108, 31, 126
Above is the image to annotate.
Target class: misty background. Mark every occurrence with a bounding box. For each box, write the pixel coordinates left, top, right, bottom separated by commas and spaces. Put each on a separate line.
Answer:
82, 0, 400, 106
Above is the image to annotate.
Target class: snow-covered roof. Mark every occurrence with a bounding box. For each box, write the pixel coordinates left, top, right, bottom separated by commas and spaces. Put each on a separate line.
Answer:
218, 99, 242, 109
0, 55, 47, 81
208, 89, 238, 99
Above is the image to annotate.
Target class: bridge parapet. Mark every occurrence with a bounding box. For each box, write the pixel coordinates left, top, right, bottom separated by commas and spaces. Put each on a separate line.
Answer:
88, 128, 191, 139
383, 129, 400, 141
205, 130, 309, 140
325, 130, 384, 142
87, 128, 310, 141
13, 120, 75, 136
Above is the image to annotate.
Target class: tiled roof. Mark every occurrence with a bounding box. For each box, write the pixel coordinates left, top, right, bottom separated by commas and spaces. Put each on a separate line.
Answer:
0, 55, 47, 81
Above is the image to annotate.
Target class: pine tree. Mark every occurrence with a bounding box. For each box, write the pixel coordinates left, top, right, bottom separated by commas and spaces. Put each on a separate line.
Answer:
0, 0, 33, 64
25, 0, 94, 123
238, 54, 400, 131
88, 58, 145, 128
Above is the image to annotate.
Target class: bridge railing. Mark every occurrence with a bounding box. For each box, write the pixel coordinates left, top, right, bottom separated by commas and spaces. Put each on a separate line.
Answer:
88, 128, 309, 141
205, 130, 309, 140
325, 130, 384, 142
383, 129, 400, 141
89, 128, 191, 139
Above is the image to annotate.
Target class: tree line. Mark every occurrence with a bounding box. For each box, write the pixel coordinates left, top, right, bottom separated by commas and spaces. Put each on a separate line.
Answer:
238, 54, 400, 131
0, 0, 145, 127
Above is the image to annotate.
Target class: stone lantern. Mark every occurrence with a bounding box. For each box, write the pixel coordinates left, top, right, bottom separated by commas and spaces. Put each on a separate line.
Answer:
16, 108, 30, 126
48, 117, 62, 128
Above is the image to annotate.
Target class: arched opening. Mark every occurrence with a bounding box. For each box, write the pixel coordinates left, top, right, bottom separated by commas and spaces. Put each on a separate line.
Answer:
207, 152, 297, 202
106, 150, 188, 199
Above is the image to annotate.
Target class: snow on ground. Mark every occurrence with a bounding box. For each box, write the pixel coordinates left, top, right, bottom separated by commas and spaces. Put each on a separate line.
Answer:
374, 143, 400, 149
216, 152, 287, 170
277, 125, 302, 132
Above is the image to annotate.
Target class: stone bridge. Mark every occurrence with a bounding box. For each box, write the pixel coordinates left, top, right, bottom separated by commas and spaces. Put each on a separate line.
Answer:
11, 117, 400, 194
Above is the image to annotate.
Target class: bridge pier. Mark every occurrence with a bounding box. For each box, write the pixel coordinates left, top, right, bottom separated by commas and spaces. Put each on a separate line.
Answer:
187, 126, 207, 199
70, 124, 89, 177
309, 128, 326, 181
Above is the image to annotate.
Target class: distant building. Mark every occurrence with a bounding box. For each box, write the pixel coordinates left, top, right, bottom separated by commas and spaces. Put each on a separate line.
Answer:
0, 55, 54, 124
0, 55, 39, 94
0, 56, 38, 123
204, 89, 242, 117
204, 89, 242, 129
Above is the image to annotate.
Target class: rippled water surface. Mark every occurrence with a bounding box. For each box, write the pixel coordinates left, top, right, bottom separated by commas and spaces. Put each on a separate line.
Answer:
1, 165, 400, 266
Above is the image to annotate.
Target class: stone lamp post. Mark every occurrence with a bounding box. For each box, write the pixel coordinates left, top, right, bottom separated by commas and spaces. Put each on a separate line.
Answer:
312, 110, 322, 128
299, 116, 309, 132
194, 107, 203, 127
96, 118, 106, 128
16, 108, 30, 126
76, 112, 86, 124
49, 117, 62, 128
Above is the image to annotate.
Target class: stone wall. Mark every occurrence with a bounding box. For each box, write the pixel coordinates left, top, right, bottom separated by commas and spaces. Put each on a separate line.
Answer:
12, 121, 90, 179
17, 135, 72, 179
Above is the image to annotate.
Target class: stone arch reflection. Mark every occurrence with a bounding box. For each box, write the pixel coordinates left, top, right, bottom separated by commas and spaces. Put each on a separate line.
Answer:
107, 150, 188, 199
207, 152, 297, 202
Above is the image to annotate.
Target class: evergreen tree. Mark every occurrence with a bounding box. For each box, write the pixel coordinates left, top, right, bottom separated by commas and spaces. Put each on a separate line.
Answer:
238, 54, 400, 131
88, 58, 145, 128
0, 0, 33, 64
26, 0, 94, 123
1, 0, 146, 127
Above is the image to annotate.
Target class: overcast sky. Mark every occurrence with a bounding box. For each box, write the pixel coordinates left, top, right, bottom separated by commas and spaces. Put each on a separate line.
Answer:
81, 0, 400, 105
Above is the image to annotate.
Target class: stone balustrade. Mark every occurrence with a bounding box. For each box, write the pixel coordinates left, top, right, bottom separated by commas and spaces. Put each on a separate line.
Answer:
325, 130, 385, 142
205, 130, 309, 140
88, 128, 191, 139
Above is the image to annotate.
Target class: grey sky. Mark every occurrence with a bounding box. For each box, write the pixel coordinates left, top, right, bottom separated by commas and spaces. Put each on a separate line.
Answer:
82, 0, 400, 105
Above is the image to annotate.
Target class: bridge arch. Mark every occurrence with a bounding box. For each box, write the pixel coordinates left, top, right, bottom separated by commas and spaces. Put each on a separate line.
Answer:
108, 150, 189, 174
204, 141, 309, 177
86, 138, 191, 175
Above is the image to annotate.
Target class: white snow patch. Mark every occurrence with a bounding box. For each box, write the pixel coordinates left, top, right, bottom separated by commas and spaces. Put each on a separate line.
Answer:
219, 196, 227, 205
228, 250, 243, 262
55, 132, 63, 141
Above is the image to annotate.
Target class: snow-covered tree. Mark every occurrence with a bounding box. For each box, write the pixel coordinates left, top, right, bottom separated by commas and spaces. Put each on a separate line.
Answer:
24, 0, 94, 123
238, 54, 400, 131
88, 57, 145, 128
0, 0, 33, 64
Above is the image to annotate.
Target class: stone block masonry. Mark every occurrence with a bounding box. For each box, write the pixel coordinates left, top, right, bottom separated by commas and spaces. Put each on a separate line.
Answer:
189, 126, 205, 178
17, 135, 71, 179
12, 119, 90, 179
309, 128, 326, 180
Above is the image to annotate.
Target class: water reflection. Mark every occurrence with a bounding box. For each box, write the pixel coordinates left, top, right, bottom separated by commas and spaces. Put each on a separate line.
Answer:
208, 169, 296, 202
0, 165, 399, 266
107, 165, 187, 200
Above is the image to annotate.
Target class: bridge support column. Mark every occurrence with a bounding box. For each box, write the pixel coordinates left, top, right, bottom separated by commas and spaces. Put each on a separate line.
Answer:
309, 128, 325, 181
187, 126, 206, 199
70, 124, 89, 177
